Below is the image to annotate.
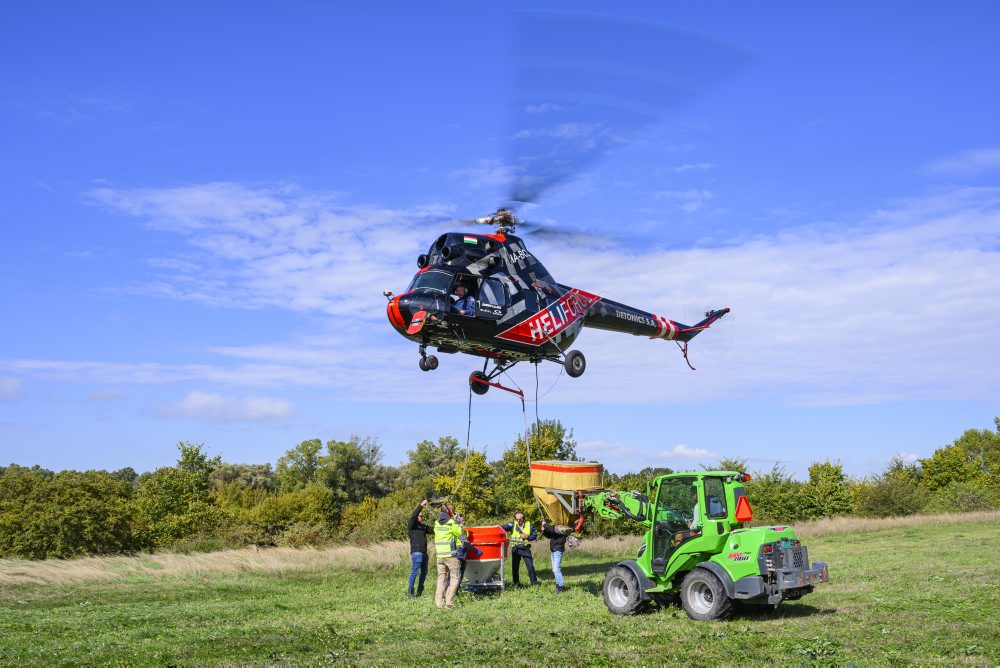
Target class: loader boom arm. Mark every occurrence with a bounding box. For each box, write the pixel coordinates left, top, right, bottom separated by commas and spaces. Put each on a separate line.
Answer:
583, 490, 652, 528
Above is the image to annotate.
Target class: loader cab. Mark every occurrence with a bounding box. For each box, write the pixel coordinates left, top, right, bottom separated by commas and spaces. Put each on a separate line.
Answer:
647, 473, 736, 575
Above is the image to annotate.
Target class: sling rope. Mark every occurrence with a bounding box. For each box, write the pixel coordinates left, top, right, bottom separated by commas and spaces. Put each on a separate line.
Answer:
501, 367, 546, 519
452, 384, 475, 495
453, 364, 561, 521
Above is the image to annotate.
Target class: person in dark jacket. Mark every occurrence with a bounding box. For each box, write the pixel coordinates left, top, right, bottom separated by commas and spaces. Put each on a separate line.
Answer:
407, 499, 433, 597
541, 520, 568, 593
501, 511, 539, 586
454, 514, 482, 585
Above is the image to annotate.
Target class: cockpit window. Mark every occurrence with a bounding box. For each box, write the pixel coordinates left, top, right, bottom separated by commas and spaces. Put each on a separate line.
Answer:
479, 278, 508, 307
407, 269, 452, 293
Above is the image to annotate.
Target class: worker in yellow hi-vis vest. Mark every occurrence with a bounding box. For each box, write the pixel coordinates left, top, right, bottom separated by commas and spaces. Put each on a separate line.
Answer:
433, 502, 465, 609
501, 510, 539, 586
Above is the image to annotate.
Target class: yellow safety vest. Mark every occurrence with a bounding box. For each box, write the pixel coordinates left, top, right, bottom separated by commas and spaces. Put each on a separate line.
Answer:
434, 518, 462, 559
509, 520, 532, 548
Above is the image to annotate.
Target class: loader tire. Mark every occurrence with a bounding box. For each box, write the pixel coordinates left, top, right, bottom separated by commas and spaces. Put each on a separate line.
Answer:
680, 569, 732, 621
602, 565, 647, 615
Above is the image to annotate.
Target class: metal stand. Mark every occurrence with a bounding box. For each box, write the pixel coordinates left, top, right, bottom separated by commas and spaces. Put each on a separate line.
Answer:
460, 541, 507, 593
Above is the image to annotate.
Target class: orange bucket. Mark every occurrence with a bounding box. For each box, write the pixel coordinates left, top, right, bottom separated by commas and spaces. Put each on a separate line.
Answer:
464, 525, 508, 561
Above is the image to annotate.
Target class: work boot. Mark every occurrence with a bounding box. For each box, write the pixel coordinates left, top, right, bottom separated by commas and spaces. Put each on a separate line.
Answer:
416, 587, 424, 597
407, 588, 415, 598
556, 585, 566, 594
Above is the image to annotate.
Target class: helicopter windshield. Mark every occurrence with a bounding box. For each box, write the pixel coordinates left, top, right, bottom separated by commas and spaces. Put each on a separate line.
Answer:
407, 269, 452, 293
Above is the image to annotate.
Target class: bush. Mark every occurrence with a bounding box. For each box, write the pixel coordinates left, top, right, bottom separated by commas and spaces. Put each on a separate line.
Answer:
131, 467, 223, 547
258, 484, 337, 532
853, 475, 928, 517
852, 456, 927, 517
340, 489, 424, 542
169, 534, 239, 554
800, 460, 854, 520
923, 481, 1000, 513
277, 522, 334, 548
0, 467, 136, 559
745, 465, 805, 525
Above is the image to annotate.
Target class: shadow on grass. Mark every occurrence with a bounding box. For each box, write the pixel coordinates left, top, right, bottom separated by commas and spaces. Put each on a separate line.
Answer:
565, 579, 835, 621
561, 562, 615, 578
732, 602, 835, 620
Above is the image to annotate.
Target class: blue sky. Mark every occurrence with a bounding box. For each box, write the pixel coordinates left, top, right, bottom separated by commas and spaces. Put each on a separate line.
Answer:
2, 2, 999, 478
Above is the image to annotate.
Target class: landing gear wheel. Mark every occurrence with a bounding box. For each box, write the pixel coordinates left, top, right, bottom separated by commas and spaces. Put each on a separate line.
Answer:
418, 358, 429, 372
469, 371, 489, 395
680, 569, 732, 621
564, 350, 586, 378
601, 565, 647, 615
426, 355, 439, 370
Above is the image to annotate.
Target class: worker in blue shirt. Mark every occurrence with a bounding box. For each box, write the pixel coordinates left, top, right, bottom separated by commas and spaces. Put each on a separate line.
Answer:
452, 284, 476, 316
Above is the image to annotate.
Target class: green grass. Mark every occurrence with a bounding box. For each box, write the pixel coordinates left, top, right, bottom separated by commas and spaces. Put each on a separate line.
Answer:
1, 516, 998, 665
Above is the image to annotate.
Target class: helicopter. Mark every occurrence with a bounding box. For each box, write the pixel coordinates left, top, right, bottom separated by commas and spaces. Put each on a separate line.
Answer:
385, 207, 729, 395
384, 13, 742, 394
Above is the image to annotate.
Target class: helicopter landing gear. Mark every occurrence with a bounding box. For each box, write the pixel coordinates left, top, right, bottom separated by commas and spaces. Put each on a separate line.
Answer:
469, 359, 520, 395
469, 370, 489, 394
563, 350, 586, 378
418, 345, 439, 372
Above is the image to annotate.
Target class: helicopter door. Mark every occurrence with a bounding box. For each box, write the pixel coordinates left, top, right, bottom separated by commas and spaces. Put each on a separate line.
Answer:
476, 277, 508, 321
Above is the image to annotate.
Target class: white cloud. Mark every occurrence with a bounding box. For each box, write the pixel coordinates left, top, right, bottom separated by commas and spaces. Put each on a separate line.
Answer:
660, 444, 718, 459
532, 186, 1000, 407
671, 162, 716, 173
899, 452, 921, 464
0, 377, 23, 401
524, 103, 564, 114
156, 391, 294, 423
576, 440, 636, 459
85, 389, 123, 402
653, 189, 715, 212
449, 160, 512, 193
513, 122, 604, 140
924, 147, 1000, 176
0, 358, 332, 388
88, 182, 448, 316
2, 180, 972, 409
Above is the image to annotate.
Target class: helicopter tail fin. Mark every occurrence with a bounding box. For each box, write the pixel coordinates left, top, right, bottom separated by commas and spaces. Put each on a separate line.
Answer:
675, 307, 730, 342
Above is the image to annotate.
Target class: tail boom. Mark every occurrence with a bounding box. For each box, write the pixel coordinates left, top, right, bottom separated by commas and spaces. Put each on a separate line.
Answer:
583, 298, 729, 342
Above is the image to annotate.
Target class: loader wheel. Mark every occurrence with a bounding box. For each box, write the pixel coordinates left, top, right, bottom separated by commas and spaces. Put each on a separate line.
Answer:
680, 569, 732, 621
602, 565, 647, 615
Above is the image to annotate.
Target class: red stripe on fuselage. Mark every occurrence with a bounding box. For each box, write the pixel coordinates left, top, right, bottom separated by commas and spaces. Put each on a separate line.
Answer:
496, 288, 601, 346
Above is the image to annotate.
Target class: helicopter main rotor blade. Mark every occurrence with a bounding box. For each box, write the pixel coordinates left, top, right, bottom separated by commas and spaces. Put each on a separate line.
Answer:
506, 12, 749, 205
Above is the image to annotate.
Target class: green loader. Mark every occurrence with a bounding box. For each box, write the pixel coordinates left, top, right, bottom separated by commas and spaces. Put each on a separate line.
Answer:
581, 471, 829, 620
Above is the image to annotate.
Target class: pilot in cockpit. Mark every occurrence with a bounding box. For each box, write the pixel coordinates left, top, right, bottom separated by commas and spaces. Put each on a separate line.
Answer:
451, 284, 476, 316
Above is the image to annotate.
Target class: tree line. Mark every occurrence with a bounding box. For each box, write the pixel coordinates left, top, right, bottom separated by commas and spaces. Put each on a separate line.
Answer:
1, 418, 997, 560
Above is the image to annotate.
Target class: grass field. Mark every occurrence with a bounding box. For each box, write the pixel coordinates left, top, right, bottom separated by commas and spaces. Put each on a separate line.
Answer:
1, 512, 998, 665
